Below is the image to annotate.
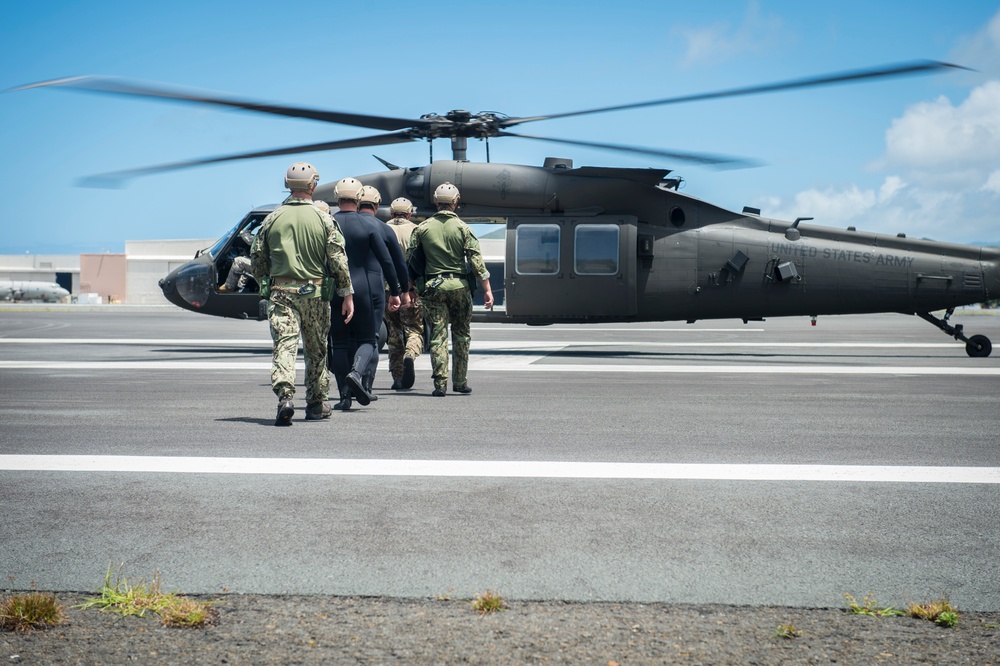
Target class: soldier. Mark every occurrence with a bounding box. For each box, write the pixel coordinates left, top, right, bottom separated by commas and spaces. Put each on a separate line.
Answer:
358, 185, 409, 396
329, 178, 401, 409
408, 182, 493, 397
384, 197, 423, 389
218, 228, 256, 293
250, 162, 354, 425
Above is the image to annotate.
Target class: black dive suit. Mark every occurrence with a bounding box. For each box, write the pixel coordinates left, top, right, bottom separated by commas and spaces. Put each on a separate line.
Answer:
360, 211, 409, 389
329, 211, 400, 399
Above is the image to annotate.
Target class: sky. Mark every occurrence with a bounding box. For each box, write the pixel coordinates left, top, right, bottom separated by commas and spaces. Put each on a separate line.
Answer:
1, 1, 999, 254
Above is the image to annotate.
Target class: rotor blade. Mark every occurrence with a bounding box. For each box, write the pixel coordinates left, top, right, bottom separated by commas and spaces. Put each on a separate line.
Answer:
499, 131, 759, 169
9, 76, 430, 132
500, 60, 969, 128
78, 132, 417, 187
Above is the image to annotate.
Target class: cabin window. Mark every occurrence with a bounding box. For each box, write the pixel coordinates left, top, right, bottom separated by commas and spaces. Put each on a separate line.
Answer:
574, 224, 619, 275
515, 224, 560, 275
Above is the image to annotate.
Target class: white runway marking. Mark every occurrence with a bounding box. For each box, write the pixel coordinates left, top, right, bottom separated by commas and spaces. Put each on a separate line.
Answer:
1, 455, 997, 483
1, 360, 998, 375
0, 338, 958, 349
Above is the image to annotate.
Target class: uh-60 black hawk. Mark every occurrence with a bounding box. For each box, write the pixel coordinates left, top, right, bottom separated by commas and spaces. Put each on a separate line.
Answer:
15, 61, 997, 356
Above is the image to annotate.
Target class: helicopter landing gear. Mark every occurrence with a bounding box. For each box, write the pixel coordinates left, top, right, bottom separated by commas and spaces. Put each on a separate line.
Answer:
916, 309, 993, 357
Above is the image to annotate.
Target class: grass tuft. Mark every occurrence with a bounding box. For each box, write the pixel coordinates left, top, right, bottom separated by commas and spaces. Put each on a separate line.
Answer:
908, 599, 960, 628
471, 590, 507, 615
843, 593, 905, 617
0, 591, 66, 632
159, 597, 219, 628
774, 623, 801, 639
77, 563, 216, 628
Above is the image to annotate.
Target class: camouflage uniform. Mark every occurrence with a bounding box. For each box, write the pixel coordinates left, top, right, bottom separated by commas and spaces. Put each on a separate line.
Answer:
408, 210, 489, 392
250, 197, 352, 407
222, 255, 252, 291
385, 217, 424, 383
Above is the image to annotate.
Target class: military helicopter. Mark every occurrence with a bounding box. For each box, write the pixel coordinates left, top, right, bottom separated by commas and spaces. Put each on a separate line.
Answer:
12, 62, 997, 357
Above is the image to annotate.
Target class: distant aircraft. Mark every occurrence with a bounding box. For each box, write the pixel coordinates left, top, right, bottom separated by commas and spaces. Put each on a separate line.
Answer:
0, 279, 70, 303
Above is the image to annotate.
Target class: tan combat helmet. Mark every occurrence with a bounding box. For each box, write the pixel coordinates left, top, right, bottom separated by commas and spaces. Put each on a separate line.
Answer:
390, 197, 414, 217
313, 200, 331, 214
334, 177, 363, 202
433, 182, 460, 206
359, 185, 382, 209
284, 162, 320, 191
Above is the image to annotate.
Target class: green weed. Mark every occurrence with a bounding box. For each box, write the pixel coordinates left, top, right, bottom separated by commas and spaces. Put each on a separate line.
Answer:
843, 593, 905, 617
0, 591, 65, 632
774, 623, 801, 639
77, 563, 215, 628
471, 590, 507, 615
908, 599, 959, 628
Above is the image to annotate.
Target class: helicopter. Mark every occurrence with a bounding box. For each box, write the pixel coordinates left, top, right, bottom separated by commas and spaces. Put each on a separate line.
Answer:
11, 61, 997, 357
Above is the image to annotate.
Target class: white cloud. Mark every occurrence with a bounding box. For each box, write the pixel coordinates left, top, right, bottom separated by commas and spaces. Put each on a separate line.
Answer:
758, 76, 1000, 244
673, 1, 785, 68
883, 81, 1000, 168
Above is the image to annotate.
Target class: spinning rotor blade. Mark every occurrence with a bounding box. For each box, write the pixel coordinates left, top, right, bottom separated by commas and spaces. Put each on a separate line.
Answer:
79, 132, 417, 187
499, 131, 759, 169
500, 60, 967, 128
9, 76, 430, 132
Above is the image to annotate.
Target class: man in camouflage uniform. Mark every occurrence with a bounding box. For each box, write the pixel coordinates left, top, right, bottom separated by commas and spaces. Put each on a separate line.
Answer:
250, 162, 354, 425
384, 197, 423, 389
408, 183, 493, 397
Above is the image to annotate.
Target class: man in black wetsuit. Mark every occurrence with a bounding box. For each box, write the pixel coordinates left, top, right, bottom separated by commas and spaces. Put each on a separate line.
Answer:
329, 178, 401, 409
358, 185, 410, 397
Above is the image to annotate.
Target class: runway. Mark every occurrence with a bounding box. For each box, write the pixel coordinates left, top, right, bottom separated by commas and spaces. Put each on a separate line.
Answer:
1, 307, 998, 610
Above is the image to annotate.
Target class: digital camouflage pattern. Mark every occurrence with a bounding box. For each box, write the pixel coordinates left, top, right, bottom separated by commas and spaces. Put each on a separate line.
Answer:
250, 197, 353, 405
422, 281, 473, 390
385, 216, 422, 381
409, 209, 488, 392
268, 289, 331, 404
385, 295, 424, 380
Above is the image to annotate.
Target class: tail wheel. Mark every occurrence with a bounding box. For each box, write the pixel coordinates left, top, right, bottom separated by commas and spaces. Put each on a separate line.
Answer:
966, 334, 992, 358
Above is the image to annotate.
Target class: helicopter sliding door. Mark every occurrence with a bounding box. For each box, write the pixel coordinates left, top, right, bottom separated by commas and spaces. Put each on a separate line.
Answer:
504, 215, 637, 318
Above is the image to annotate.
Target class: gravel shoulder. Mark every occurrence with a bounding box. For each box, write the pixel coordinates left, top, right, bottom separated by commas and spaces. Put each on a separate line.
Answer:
3, 594, 999, 664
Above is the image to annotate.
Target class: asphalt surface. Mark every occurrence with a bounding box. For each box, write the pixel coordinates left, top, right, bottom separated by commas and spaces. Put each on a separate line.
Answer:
2, 306, 998, 617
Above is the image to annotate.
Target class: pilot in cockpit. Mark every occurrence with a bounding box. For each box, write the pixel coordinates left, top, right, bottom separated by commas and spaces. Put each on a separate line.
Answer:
218, 227, 257, 293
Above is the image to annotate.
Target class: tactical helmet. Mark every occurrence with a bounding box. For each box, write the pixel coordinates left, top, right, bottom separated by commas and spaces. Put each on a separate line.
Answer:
433, 182, 460, 206
359, 185, 382, 208
390, 197, 414, 216
334, 177, 363, 202
313, 200, 331, 214
284, 162, 320, 191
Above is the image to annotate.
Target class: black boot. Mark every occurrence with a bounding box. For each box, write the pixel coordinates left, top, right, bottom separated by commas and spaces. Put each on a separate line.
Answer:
402, 356, 415, 389
347, 370, 373, 406
364, 376, 378, 402
275, 396, 294, 426
334, 386, 352, 411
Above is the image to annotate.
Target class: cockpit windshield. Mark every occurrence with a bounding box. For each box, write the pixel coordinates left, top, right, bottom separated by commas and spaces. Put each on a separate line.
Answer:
207, 219, 245, 259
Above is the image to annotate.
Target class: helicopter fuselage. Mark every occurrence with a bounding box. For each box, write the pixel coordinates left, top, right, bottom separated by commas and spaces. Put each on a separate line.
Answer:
159, 159, 999, 355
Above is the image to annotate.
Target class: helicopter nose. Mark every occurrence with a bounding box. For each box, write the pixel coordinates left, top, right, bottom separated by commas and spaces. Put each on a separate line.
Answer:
160, 262, 212, 310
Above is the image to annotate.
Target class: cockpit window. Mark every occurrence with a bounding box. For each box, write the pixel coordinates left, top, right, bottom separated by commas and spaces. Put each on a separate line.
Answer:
208, 215, 266, 259
574, 224, 619, 275
515, 224, 560, 275
208, 220, 245, 259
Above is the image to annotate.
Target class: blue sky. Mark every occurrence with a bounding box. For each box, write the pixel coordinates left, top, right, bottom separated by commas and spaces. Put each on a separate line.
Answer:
2, 1, 999, 254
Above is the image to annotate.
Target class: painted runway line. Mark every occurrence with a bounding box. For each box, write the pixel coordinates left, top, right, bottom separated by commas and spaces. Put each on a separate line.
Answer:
0, 338, 960, 349
1, 455, 997, 483
1, 360, 998, 375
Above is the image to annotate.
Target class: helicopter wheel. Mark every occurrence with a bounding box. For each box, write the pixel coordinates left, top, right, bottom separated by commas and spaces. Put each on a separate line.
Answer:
965, 334, 992, 358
